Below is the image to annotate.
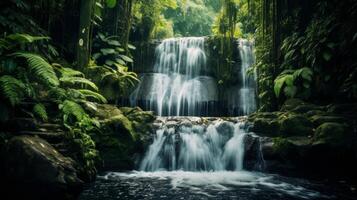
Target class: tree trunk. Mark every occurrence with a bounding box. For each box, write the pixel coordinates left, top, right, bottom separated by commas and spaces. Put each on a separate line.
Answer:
77, 0, 94, 70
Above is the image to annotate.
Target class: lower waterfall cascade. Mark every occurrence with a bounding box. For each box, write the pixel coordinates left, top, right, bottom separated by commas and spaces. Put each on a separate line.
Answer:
140, 117, 264, 172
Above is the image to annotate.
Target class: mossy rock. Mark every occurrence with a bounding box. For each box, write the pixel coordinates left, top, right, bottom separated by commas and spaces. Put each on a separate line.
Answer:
327, 103, 357, 115
313, 122, 351, 147
101, 114, 136, 139
280, 98, 306, 111
278, 113, 313, 136
309, 115, 346, 127
120, 107, 155, 123
249, 117, 280, 136
272, 137, 297, 159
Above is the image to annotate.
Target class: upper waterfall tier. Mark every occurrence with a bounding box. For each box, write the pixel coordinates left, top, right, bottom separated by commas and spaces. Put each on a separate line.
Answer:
130, 37, 257, 116
131, 37, 217, 116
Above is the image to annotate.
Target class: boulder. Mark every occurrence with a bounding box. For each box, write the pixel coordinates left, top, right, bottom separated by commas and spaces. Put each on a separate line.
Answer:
248, 112, 280, 136
0, 136, 83, 200
83, 103, 156, 170
309, 114, 346, 127
313, 122, 352, 147
278, 113, 313, 136
280, 98, 306, 111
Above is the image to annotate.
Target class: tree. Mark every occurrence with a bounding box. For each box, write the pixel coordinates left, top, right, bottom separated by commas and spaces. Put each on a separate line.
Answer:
77, 0, 95, 70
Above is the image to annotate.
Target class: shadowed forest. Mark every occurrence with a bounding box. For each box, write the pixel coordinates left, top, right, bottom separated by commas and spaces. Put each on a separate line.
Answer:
0, 0, 357, 200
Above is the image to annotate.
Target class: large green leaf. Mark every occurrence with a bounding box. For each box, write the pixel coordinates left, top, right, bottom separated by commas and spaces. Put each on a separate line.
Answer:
119, 54, 133, 63
274, 74, 293, 97
106, 0, 117, 8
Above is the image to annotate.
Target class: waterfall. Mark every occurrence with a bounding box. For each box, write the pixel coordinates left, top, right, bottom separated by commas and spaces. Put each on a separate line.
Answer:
140, 118, 256, 172
238, 39, 257, 115
130, 37, 218, 116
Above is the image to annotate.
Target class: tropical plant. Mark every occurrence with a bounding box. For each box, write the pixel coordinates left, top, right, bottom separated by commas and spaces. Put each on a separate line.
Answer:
274, 67, 313, 99
90, 32, 139, 101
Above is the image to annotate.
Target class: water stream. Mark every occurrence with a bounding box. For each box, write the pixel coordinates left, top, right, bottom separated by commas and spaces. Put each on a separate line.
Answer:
79, 38, 350, 200
130, 37, 217, 116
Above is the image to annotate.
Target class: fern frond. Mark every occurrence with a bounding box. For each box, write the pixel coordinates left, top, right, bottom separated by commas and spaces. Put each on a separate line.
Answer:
60, 77, 99, 91
33, 103, 48, 122
78, 89, 107, 103
52, 63, 84, 77
12, 52, 59, 87
48, 87, 67, 101
60, 100, 87, 122
7, 33, 50, 44
0, 75, 26, 106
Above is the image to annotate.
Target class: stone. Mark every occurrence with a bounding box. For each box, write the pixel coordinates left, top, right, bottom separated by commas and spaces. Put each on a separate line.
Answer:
278, 113, 313, 136
313, 122, 352, 147
309, 114, 346, 127
0, 136, 83, 200
280, 98, 306, 111
248, 112, 281, 136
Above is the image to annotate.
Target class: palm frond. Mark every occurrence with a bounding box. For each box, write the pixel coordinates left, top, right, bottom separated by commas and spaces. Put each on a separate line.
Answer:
0, 75, 26, 106
12, 52, 59, 87
33, 103, 48, 122
60, 77, 99, 91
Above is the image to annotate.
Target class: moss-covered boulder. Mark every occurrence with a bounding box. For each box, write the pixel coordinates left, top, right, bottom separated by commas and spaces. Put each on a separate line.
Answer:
0, 136, 83, 200
248, 112, 281, 136
280, 98, 306, 111
313, 122, 352, 147
278, 113, 313, 136
309, 115, 346, 127
249, 112, 313, 137
83, 103, 155, 170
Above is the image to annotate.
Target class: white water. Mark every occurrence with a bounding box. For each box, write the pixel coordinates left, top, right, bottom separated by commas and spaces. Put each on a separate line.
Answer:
140, 119, 248, 171
238, 39, 257, 115
130, 37, 217, 116
100, 171, 322, 199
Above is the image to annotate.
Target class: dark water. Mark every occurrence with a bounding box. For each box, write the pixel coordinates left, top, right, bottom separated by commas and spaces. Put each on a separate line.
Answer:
79, 171, 356, 200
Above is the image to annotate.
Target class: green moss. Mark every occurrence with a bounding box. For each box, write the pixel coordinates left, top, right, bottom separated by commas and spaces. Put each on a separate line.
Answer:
313, 122, 351, 147
309, 115, 346, 127
280, 98, 306, 111
272, 137, 296, 159
278, 113, 313, 136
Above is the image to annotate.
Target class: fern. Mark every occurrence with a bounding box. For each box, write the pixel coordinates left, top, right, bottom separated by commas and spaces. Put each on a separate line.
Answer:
7, 33, 49, 44
12, 52, 59, 87
60, 77, 99, 91
0, 75, 26, 106
59, 100, 88, 122
52, 63, 84, 77
33, 103, 48, 122
77, 89, 107, 103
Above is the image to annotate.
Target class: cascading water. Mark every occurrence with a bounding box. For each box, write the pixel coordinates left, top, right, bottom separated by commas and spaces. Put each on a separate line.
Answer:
130, 37, 218, 116
140, 118, 249, 172
80, 38, 336, 200
238, 39, 257, 115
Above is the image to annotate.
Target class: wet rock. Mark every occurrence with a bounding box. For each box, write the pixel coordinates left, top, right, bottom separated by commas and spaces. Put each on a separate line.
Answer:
280, 98, 306, 111
309, 114, 347, 127
0, 136, 83, 200
313, 122, 352, 147
248, 113, 280, 136
278, 113, 313, 136
84, 103, 156, 171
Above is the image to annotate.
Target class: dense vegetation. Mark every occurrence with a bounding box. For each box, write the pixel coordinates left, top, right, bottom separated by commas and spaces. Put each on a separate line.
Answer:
0, 0, 356, 199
